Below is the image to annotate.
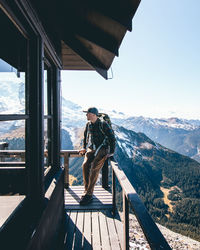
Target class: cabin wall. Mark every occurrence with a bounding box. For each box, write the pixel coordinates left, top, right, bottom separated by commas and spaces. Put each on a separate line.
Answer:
0, 168, 26, 195
26, 169, 65, 250
0, 2, 64, 249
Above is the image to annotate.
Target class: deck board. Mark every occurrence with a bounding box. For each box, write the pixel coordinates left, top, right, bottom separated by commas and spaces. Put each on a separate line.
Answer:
65, 186, 112, 210
98, 211, 111, 249
92, 211, 101, 250
83, 212, 92, 250
74, 212, 84, 250
65, 212, 77, 249
105, 210, 122, 250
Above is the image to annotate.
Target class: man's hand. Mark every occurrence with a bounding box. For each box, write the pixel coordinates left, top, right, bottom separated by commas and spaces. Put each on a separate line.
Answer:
79, 149, 86, 156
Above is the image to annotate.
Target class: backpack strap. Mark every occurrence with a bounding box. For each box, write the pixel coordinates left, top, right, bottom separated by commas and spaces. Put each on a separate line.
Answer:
99, 120, 105, 136
94, 121, 108, 156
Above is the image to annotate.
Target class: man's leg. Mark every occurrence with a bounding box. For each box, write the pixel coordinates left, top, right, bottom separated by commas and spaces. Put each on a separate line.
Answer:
82, 149, 95, 192
86, 147, 107, 195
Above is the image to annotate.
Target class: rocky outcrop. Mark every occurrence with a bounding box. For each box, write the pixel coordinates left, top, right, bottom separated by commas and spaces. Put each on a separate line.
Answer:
125, 213, 200, 250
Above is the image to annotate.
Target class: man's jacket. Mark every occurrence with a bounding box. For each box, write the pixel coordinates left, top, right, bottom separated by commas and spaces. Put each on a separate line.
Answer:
83, 118, 116, 154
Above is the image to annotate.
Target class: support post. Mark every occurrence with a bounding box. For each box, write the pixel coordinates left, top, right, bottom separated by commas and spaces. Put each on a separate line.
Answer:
102, 159, 109, 189
47, 68, 53, 167
112, 168, 116, 215
26, 35, 44, 201
52, 66, 61, 171
64, 153, 69, 188
123, 191, 129, 250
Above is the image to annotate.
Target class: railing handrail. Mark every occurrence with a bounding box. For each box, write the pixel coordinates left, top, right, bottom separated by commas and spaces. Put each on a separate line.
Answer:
110, 157, 171, 250
0, 150, 25, 155
0, 149, 80, 155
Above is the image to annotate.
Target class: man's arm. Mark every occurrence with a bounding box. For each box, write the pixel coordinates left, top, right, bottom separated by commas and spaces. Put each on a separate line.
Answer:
79, 123, 88, 155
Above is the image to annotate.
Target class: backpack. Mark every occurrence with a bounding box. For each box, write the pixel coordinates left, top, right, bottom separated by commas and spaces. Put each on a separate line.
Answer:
97, 112, 115, 145
98, 113, 113, 130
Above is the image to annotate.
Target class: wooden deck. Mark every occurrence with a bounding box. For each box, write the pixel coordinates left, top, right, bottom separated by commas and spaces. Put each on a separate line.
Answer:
63, 186, 123, 249
65, 186, 113, 211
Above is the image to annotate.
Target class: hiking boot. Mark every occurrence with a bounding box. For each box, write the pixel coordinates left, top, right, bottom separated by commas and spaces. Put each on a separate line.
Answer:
79, 194, 93, 206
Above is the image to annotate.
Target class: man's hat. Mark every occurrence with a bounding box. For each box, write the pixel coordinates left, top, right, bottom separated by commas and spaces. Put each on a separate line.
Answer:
83, 107, 98, 116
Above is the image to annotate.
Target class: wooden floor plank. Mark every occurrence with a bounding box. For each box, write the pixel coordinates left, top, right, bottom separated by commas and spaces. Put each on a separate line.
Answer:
64, 211, 71, 245
74, 212, 84, 250
113, 211, 123, 249
64, 212, 77, 250
83, 211, 92, 250
105, 210, 121, 250
91, 211, 101, 250
98, 211, 111, 250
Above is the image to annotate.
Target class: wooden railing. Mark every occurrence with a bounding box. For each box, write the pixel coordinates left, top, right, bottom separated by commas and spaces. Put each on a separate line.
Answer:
0, 149, 171, 249
110, 157, 171, 250
60, 150, 82, 188
0, 150, 25, 167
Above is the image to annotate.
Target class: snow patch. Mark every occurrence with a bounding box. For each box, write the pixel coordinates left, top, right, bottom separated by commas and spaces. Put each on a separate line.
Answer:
63, 127, 76, 146
140, 142, 153, 150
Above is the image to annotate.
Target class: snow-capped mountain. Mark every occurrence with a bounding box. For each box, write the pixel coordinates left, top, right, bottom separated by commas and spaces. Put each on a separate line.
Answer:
61, 98, 128, 129
0, 73, 25, 114
0, 73, 25, 134
113, 116, 200, 161
114, 124, 162, 160
113, 116, 199, 131
1, 75, 200, 161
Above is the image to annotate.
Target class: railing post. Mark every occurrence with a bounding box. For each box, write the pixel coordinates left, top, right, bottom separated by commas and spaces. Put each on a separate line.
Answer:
0, 143, 8, 162
64, 153, 69, 188
102, 159, 108, 189
112, 168, 116, 215
123, 191, 129, 250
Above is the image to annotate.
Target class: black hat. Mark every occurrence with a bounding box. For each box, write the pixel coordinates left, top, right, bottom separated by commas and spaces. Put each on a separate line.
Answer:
83, 107, 98, 116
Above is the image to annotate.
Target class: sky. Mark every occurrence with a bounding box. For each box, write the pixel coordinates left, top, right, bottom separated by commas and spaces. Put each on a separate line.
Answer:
61, 0, 200, 119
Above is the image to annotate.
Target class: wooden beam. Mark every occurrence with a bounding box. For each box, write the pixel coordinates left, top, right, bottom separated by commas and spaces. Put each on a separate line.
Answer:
51, 66, 61, 171
62, 37, 108, 79
15, 0, 62, 68
0, 115, 28, 121
74, 22, 119, 56
85, 0, 141, 31
26, 35, 44, 201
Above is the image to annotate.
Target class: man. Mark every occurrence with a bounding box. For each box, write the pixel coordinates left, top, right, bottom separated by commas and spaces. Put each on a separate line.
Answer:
79, 107, 116, 205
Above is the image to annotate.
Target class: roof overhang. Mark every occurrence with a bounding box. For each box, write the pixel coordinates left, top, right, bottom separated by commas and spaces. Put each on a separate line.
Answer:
31, 0, 141, 79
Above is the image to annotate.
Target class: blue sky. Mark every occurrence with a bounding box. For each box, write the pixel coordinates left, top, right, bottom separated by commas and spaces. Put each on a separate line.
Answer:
61, 0, 200, 119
